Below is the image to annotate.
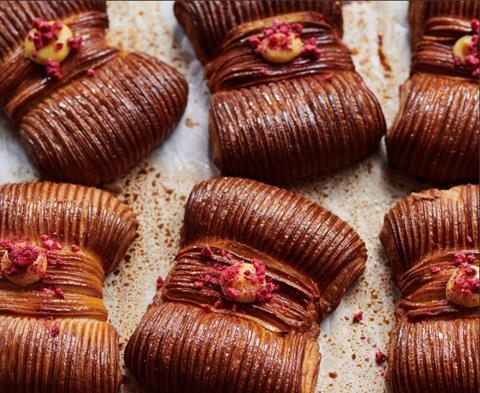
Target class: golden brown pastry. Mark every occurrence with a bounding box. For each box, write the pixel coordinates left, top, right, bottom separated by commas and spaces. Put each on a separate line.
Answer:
174, 1, 386, 183
0, 1, 188, 185
0, 182, 137, 393
125, 177, 366, 393
380, 184, 480, 393
387, 0, 479, 184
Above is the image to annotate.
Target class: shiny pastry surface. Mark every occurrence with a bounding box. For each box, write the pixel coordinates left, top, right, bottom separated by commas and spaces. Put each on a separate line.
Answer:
126, 177, 367, 393
387, 0, 479, 184
0, 1, 188, 185
0, 182, 138, 393
380, 184, 480, 393
174, 0, 386, 183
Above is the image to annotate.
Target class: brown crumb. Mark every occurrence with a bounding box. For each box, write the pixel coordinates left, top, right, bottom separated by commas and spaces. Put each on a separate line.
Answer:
377, 34, 392, 73
185, 117, 199, 128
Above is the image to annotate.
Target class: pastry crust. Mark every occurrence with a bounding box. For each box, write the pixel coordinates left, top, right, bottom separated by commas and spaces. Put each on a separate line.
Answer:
0, 182, 138, 393
0, 1, 188, 185
175, 1, 386, 183
126, 177, 366, 393
380, 184, 480, 393
386, 0, 479, 184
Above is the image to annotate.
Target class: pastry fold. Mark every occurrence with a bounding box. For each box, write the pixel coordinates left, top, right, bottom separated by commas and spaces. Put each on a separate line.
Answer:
380, 184, 480, 393
126, 177, 366, 393
0, 182, 138, 393
0, 1, 188, 185
386, 0, 479, 184
175, 1, 385, 183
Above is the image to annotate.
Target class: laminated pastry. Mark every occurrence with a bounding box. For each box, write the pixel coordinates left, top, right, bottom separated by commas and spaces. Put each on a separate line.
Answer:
126, 177, 367, 393
0, 1, 188, 185
0, 182, 137, 393
387, 0, 479, 184
380, 184, 480, 393
174, 1, 386, 183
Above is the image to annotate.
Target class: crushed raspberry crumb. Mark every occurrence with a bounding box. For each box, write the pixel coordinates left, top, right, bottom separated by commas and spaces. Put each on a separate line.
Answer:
227, 287, 241, 298
453, 252, 477, 266
201, 244, 214, 257
323, 72, 334, 82
45, 60, 62, 80
248, 36, 261, 47
352, 311, 363, 323
466, 235, 473, 244
467, 254, 477, 263
42, 239, 56, 250
67, 36, 83, 50
71, 244, 80, 252
42, 288, 55, 295
86, 68, 96, 77
213, 299, 223, 309
54, 42, 63, 51
454, 253, 467, 266
50, 323, 60, 337
291, 23, 303, 33
0, 239, 41, 276
193, 281, 204, 289
30, 18, 63, 51
54, 288, 65, 299
156, 276, 164, 289
375, 351, 387, 364
302, 37, 321, 59
430, 266, 441, 274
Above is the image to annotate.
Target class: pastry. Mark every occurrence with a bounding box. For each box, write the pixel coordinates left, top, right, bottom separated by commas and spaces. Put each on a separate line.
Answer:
387, 0, 479, 184
0, 1, 188, 185
126, 177, 366, 393
174, 1, 386, 183
0, 182, 137, 393
380, 184, 480, 393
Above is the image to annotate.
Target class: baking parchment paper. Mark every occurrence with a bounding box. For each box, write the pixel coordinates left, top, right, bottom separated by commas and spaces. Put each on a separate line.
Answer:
0, 1, 435, 392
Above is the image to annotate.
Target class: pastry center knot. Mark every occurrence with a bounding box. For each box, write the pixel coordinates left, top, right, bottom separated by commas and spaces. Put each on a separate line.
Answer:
0, 239, 47, 286
248, 20, 320, 64
24, 17, 84, 80
446, 260, 480, 308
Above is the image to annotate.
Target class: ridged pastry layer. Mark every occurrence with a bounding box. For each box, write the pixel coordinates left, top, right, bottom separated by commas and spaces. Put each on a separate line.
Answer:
0, 317, 121, 393
126, 177, 366, 393
210, 71, 386, 183
126, 302, 319, 393
380, 184, 480, 393
0, 1, 188, 185
389, 318, 480, 393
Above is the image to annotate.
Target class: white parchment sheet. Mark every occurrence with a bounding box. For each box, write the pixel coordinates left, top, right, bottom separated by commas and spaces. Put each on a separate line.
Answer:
0, 2, 435, 392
